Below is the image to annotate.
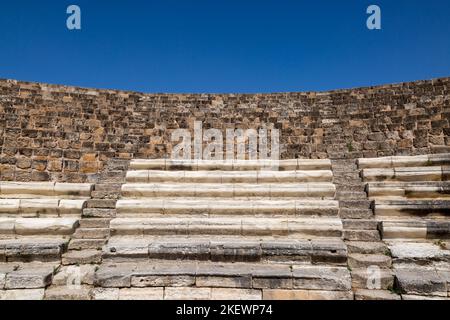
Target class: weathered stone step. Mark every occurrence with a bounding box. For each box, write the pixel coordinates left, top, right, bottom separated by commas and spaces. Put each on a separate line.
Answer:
68, 239, 107, 251
0, 199, 86, 217
72, 227, 110, 240
94, 261, 351, 291
92, 286, 263, 300
347, 254, 392, 269
367, 182, 450, 199
336, 191, 367, 200
375, 199, 450, 216
354, 289, 400, 300
351, 268, 395, 290
0, 238, 68, 262
129, 159, 331, 171
395, 267, 449, 297
339, 200, 373, 210
0, 182, 93, 199
0, 263, 57, 290
0, 218, 79, 236
261, 289, 353, 300
388, 241, 450, 264
0, 288, 46, 300
109, 216, 343, 237
332, 184, 366, 193
357, 154, 450, 169
346, 241, 388, 255
62, 250, 102, 265
339, 208, 374, 219
121, 183, 336, 198
381, 219, 450, 239
116, 199, 339, 216
44, 286, 92, 300
330, 160, 358, 172
103, 237, 347, 264
126, 170, 333, 184
361, 166, 449, 183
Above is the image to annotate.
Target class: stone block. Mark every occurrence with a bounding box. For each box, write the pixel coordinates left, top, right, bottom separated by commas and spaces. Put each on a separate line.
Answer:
0, 289, 45, 300
262, 289, 353, 300
131, 275, 195, 287
5, 265, 54, 289
211, 288, 262, 300
354, 289, 400, 300
164, 287, 212, 300
119, 287, 164, 300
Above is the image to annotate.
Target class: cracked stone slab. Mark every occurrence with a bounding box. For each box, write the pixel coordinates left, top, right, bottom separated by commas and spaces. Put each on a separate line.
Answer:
395, 268, 447, 297
5, 264, 55, 289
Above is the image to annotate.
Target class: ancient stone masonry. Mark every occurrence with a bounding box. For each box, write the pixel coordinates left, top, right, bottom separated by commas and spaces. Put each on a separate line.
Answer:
1, 155, 449, 300
1, 78, 450, 300
1, 77, 450, 183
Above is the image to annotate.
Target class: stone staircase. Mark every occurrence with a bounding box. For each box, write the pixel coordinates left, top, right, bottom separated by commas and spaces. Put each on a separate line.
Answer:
0, 182, 92, 299
1, 155, 449, 300
358, 154, 450, 299
331, 159, 397, 300
93, 159, 352, 300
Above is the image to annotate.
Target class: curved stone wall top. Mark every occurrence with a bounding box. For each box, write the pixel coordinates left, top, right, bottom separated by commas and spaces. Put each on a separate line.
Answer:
0, 77, 449, 182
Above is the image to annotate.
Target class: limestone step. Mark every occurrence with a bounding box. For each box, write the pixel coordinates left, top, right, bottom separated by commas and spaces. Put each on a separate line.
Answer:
94, 261, 351, 291
62, 250, 102, 265
367, 182, 450, 199
361, 167, 447, 183
116, 199, 339, 216
68, 239, 107, 251
103, 236, 347, 264
394, 267, 449, 297
401, 294, 450, 300
109, 216, 343, 237
0, 218, 79, 236
90, 286, 263, 300
0, 238, 68, 262
0, 199, 86, 217
346, 241, 388, 255
374, 199, 450, 216
0, 263, 57, 290
0, 288, 46, 300
351, 268, 395, 290
0, 182, 93, 199
354, 289, 400, 300
357, 154, 450, 169
381, 219, 450, 239
339, 200, 373, 210
347, 254, 392, 269
44, 286, 92, 300
72, 227, 110, 240
261, 289, 353, 300
129, 159, 332, 171
126, 170, 333, 184
121, 183, 336, 199
388, 241, 450, 264
335, 191, 367, 200
339, 208, 374, 219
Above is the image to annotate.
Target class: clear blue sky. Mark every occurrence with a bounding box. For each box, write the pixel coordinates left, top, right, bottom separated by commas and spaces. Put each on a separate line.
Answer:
0, 0, 449, 93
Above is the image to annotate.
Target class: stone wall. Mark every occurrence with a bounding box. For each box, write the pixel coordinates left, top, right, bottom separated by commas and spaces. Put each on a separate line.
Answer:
1, 77, 449, 182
